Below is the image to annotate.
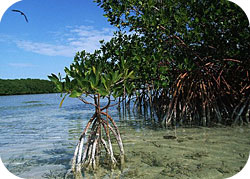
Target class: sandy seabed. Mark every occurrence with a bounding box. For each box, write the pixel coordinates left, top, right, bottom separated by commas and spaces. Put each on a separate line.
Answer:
84, 125, 250, 179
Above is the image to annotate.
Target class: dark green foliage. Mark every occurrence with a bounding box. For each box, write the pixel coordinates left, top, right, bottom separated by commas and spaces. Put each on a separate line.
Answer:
95, 0, 250, 126
0, 79, 58, 95
48, 45, 135, 102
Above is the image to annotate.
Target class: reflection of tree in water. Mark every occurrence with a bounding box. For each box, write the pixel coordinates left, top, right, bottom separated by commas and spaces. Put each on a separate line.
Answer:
117, 100, 160, 130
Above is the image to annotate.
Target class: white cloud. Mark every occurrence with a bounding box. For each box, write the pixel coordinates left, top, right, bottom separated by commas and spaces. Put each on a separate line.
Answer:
15, 25, 115, 57
16, 41, 75, 57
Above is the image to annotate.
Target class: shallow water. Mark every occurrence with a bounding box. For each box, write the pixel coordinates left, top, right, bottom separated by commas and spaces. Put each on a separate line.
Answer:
0, 94, 249, 178
0, 94, 100, 178
119, 126, 250, 179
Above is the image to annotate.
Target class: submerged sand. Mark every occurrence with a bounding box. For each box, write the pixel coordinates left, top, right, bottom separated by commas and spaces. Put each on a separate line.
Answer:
82, 125, 250, 179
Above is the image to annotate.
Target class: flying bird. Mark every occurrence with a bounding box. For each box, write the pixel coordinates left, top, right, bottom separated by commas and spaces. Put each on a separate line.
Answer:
12, 9, 28, 23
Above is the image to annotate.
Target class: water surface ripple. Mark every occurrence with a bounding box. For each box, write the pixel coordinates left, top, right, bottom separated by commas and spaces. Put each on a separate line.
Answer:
0, 94, 249, 179
0, 94, 98, 178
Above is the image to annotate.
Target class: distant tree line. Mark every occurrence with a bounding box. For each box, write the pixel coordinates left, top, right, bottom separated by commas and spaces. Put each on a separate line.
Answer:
0, 78, 58, 95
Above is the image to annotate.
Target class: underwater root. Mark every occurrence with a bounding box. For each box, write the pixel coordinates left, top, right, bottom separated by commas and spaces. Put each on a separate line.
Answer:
71, 112, 125, 174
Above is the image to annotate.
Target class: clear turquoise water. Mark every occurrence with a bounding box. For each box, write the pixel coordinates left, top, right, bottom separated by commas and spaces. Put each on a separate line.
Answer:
0, 93, 120, 178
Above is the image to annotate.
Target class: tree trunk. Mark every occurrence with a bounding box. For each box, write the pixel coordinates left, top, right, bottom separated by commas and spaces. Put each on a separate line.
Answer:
71, 94, 125, 176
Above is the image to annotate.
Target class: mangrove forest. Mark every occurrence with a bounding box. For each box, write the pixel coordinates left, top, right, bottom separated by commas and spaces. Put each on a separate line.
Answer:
49, 0, 250, 176
0, 79, 58, 95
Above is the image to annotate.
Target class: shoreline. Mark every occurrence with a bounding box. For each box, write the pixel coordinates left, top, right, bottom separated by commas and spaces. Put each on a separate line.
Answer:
0, 92, 59, 97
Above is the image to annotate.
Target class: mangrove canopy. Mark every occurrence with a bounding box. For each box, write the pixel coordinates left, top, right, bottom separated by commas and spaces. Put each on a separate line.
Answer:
95, 0, 250, 126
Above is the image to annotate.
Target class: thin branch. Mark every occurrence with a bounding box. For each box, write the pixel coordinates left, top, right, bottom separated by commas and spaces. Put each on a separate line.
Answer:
101, 97, 126, 111
78, 97, 97, 107
223, 59, 242, 63
100, 96, 111, 111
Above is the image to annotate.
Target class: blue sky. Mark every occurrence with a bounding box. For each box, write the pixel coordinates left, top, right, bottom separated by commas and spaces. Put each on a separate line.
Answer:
0, 0, 250, 80
0, 0, 116, 79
